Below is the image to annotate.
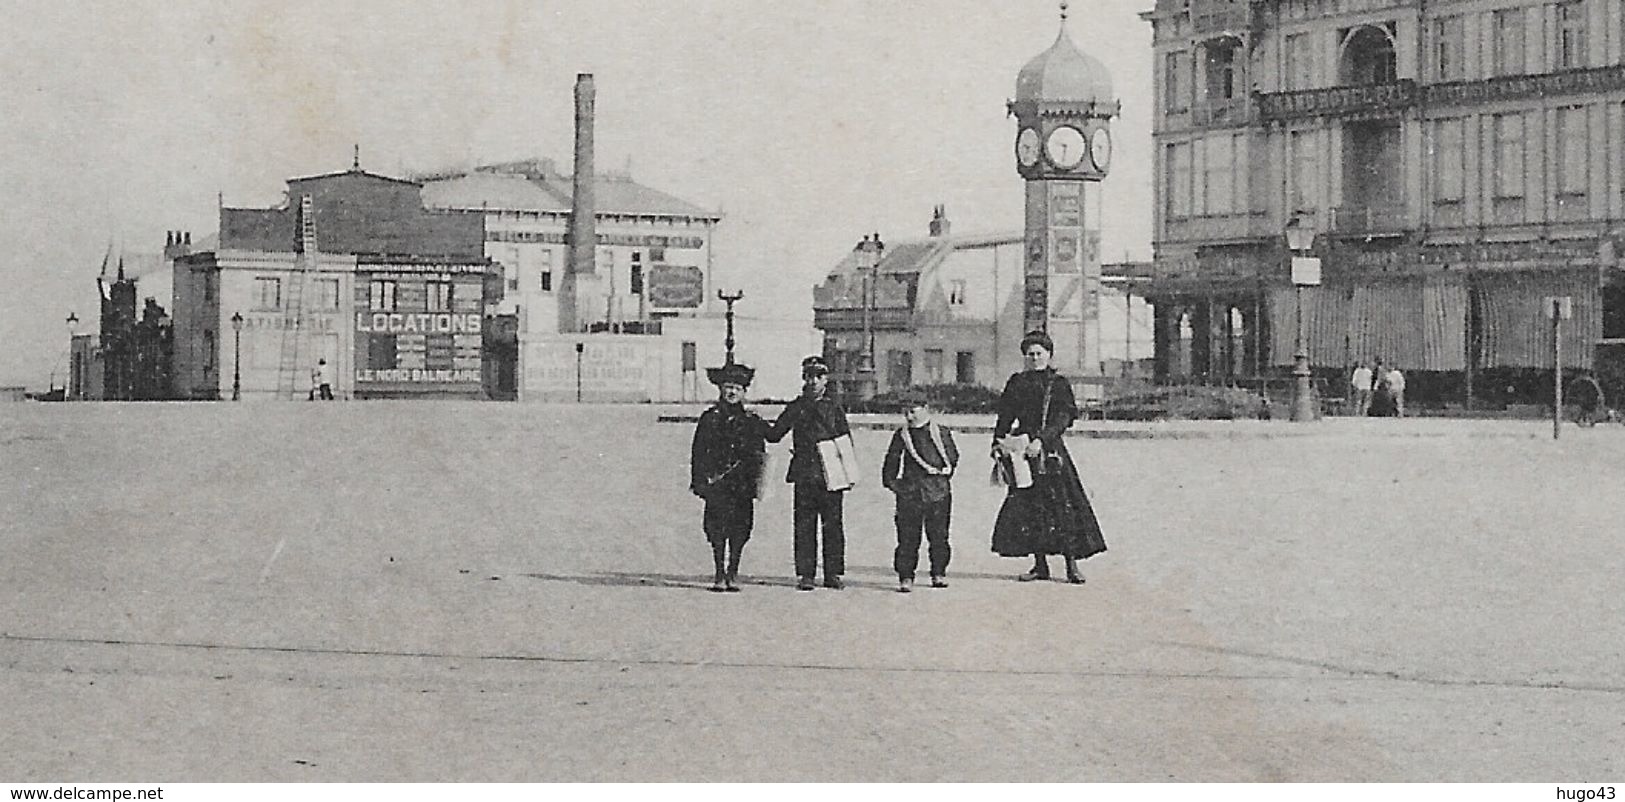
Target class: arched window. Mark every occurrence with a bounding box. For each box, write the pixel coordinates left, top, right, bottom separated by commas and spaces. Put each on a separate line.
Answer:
1340, 25, 1397, 86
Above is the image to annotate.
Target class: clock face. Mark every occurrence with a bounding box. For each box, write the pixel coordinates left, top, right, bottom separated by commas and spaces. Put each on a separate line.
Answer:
1016, 127, 1041, 168
1090, 128, 1112, 172
1045, 126, 1086, 170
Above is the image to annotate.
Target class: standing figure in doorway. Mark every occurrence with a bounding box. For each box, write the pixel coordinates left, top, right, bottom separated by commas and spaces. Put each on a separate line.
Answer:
990, 330, 1107, 583
313, 358, 334, 401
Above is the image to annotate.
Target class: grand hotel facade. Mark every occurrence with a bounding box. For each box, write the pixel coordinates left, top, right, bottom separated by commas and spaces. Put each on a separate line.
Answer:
1143, 0, 1625, 405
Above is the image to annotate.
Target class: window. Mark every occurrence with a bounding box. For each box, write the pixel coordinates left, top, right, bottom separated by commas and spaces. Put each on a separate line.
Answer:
1431, 118, 1465, 226
369, 280, 397, 311
1433, 16, 1465, 81
1204, 133, 1234, 215
1204, 40, 1237, 102
630, 252, 644, 296
955, 351, 976, 385
1492, 113, 1525, 224
1289, 129, 1319, 212
1559, 0, 1587, 69
923, 349, 944, 384
204, 272, 214, 301
1163, 50, 1189, 112
203, 330, 215, 374
539, 248, 554, 292
1167, 142, 1192, 218
947, 279, 966, 306
427, 280, 452, 312
253, 276, 281, 310
1284, 33, 1314, 91
887, 350, 913, 390
315, 279, 340, 310
1493, 9, 1524, 76
1557, 106, 1588, 219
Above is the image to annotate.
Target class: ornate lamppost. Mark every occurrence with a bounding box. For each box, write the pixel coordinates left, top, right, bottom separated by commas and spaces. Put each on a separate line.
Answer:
230, 311, 244, 401
1284, 215, 1319, 423
855, 232, 884, 401
717, 289, 744, 366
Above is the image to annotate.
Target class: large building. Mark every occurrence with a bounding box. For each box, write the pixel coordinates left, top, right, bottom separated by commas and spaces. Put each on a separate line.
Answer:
1142, 0, 1625, 405
170, 167, 496, 401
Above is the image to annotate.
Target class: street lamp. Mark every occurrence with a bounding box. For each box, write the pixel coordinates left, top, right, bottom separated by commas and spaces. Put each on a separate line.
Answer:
1284, 214, 1319, 423
717, 289, 744, 366
854, 232, 884, 401
230, 311, 244, 401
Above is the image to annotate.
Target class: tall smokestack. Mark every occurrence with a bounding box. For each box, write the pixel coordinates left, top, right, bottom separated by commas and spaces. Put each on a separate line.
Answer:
560, 73, 598, 333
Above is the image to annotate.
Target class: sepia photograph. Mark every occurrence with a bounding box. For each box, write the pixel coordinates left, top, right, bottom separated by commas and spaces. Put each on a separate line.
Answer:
2, 0, 1623, 788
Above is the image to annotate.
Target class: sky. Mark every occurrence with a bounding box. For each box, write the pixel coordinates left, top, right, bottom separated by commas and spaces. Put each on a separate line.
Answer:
0, 0, 1156, 389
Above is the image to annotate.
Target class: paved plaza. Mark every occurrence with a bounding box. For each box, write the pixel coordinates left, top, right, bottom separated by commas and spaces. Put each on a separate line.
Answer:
1, 402, 1622, 781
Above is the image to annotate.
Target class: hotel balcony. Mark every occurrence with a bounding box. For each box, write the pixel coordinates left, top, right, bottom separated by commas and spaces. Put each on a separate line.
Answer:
1328, 204, 1411, 236
1190, 98, 1250, 127
1163, 211, 1274, 243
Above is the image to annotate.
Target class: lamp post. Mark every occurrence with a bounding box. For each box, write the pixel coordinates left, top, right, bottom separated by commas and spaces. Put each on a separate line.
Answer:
717, 289, 743, 366
230, 311, 243, 401
1284, 215, 1319, 423
854, 232, 884, 401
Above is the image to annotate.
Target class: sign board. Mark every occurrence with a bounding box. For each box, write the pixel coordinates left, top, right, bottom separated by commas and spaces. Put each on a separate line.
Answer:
1291, 256, 1322, 286
1544, 296, 1573, 319
648, 265, 705, 308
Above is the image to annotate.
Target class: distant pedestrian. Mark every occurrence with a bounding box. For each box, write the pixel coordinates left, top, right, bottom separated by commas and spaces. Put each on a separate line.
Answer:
990, 330, 1107, 583
765, 355, 854, 591
1350, 361, 1374, 416
313, 358, 334, 401
881, 392, 959, 593
1384, 365, 1406, 417
690, 362, 768, 592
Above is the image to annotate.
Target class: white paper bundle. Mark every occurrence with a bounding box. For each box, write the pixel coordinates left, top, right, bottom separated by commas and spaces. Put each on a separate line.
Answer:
997, 434, 1034, 488
817, 434, 860, 491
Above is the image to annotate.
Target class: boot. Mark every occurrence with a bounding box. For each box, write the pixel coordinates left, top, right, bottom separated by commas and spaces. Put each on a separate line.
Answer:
1064, 556, 1084, 584
725, 543, 743, 592
1018, 555, 1051, 582
709, 542, 727, 592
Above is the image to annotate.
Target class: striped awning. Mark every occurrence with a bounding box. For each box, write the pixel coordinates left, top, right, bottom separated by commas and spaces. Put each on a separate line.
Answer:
1268, 270, 1598, 370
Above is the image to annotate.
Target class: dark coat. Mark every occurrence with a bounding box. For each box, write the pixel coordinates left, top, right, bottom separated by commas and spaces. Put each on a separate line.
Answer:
881, 424, 959, 504
989, 369, 1107, 559
766, 391, 851, 488
690, 402, 768, 500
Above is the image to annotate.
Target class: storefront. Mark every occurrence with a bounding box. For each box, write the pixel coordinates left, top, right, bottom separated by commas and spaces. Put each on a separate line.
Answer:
352, 258, 493, 399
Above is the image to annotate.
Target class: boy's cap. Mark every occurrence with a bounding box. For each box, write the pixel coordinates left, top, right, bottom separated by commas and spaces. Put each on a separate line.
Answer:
801, 355, 829, 378
897, 389, 931, 408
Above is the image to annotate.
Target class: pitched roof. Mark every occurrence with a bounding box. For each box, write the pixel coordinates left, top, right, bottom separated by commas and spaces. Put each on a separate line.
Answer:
418, 163, 720, 220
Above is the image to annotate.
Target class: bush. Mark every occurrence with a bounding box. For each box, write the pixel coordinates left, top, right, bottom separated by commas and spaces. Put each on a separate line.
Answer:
1100, 384, 1271, 421
865, 383, 1002, 415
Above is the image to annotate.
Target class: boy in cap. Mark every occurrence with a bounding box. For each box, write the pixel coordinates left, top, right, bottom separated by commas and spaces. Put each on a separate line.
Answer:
881, 392, 959, 592
690, 362, 768, 592
765, 355, 853, 591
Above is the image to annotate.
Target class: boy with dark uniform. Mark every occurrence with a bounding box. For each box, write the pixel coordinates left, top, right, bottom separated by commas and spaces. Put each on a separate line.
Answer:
765, 355, 853, 591
881, 393, 959, 592
690, 362, 767, 593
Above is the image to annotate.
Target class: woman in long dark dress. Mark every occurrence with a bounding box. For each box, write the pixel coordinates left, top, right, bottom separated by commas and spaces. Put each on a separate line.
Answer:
990, 331, 1108, 583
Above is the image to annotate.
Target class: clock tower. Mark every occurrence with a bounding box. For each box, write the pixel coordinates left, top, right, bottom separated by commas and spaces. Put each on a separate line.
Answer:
1009, 2, 1118, 377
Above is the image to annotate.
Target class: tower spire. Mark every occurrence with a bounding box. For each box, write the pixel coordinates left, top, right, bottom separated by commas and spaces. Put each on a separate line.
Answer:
353, 143, 361, 171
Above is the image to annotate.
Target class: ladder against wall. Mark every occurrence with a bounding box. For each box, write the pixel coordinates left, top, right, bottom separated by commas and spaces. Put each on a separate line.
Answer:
276, 194, 317, 400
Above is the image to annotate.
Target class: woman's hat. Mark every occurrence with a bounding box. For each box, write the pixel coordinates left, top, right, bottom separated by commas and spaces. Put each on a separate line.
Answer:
706, 362, 755, 388
1020, 329, 1054, 354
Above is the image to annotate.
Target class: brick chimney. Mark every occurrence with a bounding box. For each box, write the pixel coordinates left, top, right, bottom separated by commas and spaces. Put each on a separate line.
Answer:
559, 73, 598, 333
928, 205, 951, 238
